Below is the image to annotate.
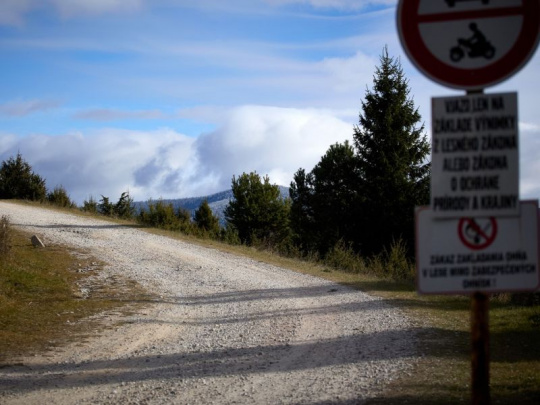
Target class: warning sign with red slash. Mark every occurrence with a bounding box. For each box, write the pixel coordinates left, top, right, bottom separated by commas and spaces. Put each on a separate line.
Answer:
458, 217, 498, 250
415, 201, 539, 294
397, 0, 540, 89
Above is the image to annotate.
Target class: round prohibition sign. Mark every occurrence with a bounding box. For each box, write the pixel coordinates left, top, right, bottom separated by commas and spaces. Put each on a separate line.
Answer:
397, 0, 540, 89
458, 217, 498, 250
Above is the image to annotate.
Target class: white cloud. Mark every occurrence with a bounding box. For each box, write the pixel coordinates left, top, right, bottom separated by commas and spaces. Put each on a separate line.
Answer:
0, 128, 196, 204
0, 106, 354, 204
195, 105, 353, 190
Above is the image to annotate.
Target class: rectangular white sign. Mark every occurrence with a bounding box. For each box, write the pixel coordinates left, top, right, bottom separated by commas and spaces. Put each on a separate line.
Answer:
431, 92, 519, 218
416, 201, 539, 295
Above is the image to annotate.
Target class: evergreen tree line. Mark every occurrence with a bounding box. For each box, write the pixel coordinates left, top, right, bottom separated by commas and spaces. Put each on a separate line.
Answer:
0, 153, 76, 208
0, 49, 430, 281
290, 48, 430, 261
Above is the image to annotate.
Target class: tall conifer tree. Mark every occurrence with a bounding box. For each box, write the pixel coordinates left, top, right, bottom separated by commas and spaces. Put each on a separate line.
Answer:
353, 47, 430, 255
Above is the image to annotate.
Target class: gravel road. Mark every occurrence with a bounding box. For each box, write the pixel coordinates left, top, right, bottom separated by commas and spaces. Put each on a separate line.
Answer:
0, 201, 419, 404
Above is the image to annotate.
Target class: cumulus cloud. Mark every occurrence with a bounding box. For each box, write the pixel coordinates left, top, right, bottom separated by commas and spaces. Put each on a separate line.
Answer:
0, 99, 61, 117
0, 128, 196, 204
0, 106, 354, 204
194, 105, 353, 190
2, 103, 539, 205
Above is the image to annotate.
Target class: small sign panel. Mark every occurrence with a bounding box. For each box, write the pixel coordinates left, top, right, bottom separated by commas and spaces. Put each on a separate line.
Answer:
431, 92, 519, 218
416, 201, 540, 295
397, 0, 540, 90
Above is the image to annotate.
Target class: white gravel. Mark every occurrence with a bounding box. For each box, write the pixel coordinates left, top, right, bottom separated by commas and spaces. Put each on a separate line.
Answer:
0, 201, 419, 404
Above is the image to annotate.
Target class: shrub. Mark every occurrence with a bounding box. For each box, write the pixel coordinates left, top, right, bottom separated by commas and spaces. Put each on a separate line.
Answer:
47, 186, 76, 208
220, 224, 241, 245
324, 239, 366, 274
114, 191, 135, 219
384, 239, 415, 282
98, 195, 115, 217
81, 196, 98, 213
139, 199, 182, 230
366, 239, 415, 283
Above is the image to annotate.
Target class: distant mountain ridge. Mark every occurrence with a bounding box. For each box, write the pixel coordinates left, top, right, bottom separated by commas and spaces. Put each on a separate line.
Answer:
134, 186, 290, 222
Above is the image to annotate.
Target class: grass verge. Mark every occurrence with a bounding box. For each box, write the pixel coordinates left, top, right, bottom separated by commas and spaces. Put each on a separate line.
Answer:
0, 225, 149, 363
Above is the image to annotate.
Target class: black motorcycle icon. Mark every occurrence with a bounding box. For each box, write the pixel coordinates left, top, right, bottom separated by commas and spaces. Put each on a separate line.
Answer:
450, 22, 495, 62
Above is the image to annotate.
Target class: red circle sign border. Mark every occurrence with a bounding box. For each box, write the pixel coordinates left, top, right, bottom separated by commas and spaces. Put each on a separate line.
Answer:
397, 0, 540, 90
458, 217, 498, 250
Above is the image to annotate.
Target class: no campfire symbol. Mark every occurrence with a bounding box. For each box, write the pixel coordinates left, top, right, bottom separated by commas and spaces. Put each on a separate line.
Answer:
458, 217, 498, 250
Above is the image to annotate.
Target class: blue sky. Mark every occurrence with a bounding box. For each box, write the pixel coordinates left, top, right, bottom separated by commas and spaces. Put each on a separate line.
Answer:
0, 0, 539, 204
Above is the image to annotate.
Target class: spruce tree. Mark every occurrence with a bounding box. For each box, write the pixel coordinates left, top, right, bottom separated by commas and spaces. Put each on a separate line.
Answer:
0, 153, 47, 201
194, 199, 220, 235
353, 47, 430, 255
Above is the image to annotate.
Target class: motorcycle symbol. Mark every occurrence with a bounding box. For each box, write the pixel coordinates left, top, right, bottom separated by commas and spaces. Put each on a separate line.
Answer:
449, 22, 495, 62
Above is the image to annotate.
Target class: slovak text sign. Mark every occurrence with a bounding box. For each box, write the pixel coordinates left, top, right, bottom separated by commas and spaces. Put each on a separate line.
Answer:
416, 201, 539, 295
431, 92, 519, 218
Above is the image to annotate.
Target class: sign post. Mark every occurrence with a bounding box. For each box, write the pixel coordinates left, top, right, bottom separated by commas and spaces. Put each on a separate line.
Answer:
472, 291, 490, 405
397, 1, 540, 403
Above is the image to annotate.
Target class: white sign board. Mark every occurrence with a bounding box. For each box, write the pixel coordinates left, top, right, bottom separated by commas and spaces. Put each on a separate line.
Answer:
416, 200, 539, 295
431, 92, 519, 218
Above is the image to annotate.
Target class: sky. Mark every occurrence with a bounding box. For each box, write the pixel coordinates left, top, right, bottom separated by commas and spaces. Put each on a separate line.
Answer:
0, 0, 539, 205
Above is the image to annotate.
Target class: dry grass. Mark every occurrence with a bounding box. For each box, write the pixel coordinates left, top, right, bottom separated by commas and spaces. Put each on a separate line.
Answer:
0, 226, 150, 363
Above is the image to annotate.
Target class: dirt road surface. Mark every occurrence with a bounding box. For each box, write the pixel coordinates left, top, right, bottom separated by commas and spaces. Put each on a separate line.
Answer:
0, 202, 418, 404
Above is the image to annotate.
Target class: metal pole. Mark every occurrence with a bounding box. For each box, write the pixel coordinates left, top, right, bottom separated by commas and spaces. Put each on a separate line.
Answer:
466, 88, 490, 405
471, 291, 490, 405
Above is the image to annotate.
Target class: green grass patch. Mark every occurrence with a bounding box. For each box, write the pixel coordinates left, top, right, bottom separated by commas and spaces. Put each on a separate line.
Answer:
0, 225, 148, 363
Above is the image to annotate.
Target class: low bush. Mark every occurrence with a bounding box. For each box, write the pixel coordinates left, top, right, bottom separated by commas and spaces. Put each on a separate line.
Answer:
138, 199, 193, 232
324, 239, 366, 274
384, 238, 415, 283
81, 196, 98, 214
47, 186, 76, 208
220, 224, 241, 245
365, 239, 415, 283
